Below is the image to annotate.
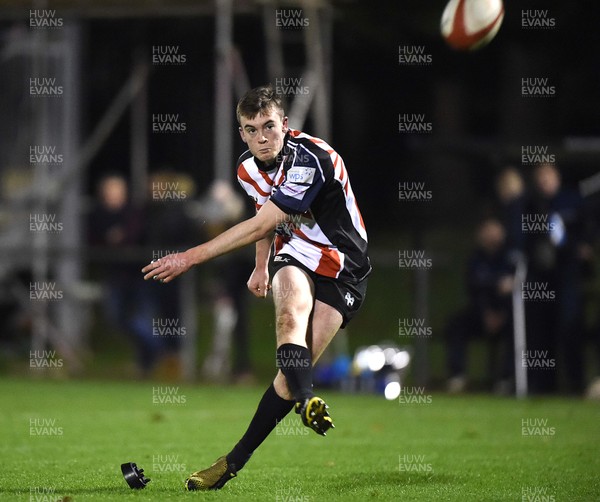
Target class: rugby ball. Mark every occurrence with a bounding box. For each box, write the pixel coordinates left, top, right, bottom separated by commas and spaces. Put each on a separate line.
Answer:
441, 0, 504, 51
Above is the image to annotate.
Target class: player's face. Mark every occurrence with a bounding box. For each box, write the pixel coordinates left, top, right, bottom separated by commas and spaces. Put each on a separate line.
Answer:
239, 109, 288, 164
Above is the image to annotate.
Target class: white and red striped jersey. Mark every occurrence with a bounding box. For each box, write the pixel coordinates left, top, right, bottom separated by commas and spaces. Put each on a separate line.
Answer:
237, 129, 371, 283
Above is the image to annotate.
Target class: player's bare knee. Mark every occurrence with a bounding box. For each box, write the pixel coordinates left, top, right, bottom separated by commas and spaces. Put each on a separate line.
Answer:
276, 309, 302, 335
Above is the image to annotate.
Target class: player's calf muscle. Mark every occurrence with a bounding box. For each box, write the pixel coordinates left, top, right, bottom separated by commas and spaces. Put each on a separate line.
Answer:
273, 371, 293, 400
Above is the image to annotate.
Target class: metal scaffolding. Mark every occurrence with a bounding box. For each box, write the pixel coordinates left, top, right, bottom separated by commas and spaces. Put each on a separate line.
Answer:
0, 0, 333, 380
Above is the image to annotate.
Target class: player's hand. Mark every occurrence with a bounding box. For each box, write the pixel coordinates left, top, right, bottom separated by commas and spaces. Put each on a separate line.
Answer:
141, 251, 192, 284
247, 267, 270, 298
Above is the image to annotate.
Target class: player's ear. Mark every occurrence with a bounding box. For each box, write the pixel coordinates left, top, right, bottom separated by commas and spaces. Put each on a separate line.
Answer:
282, 116, 289, 133
238, 126, 247, 143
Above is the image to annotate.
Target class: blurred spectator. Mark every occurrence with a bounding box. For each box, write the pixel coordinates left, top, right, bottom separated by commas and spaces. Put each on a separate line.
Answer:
197, 180, 255, 384
583, 183, 600, 399
0, 170, 38, 361
523, 163, 590, 394
445, 218, 515, 394
495, 166, 527, 256
144, 170, 199, 379
88, 173, 158, 377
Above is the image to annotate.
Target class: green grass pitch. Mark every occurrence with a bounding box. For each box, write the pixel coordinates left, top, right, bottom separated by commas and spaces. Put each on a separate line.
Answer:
0, 378, 598, 501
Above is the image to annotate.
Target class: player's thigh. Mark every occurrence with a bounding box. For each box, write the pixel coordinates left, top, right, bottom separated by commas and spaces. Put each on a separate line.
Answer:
272, 265, 315, 316
272, 265, 315, 342
309, 299, 343, 364
308, 275, 367, 362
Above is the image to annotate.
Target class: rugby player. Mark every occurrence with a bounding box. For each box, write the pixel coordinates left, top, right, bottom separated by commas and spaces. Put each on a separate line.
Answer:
142, 84, 371, 490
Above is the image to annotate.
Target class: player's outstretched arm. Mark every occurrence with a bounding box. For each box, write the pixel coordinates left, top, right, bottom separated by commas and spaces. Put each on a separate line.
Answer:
141, 200, 285, 283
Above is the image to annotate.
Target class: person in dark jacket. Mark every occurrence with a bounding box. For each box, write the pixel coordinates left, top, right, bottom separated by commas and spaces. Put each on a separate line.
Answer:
523, 163, 589, 394
445, 218, 515, 393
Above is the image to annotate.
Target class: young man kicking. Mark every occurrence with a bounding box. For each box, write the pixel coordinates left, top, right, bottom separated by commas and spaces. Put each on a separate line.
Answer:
141, 84, 371, 490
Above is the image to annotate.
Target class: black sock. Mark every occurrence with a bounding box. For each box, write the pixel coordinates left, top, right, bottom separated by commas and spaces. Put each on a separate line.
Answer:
226, 384, 294, 471
276, 343, 313, 402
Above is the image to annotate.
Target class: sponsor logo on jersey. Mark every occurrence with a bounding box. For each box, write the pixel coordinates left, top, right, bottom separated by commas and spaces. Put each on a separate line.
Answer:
287, 166, 315, 184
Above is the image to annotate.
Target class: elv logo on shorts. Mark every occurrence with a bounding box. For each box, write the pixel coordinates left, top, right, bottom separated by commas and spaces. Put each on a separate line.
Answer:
287, 166, 315, 184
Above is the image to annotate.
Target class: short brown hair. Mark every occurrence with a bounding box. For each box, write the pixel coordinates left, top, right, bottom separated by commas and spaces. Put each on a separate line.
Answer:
236, 84, 284, 124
